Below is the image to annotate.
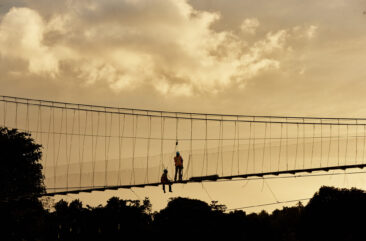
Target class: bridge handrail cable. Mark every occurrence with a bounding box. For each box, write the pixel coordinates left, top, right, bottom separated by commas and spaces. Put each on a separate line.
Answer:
1, 95, 366, 125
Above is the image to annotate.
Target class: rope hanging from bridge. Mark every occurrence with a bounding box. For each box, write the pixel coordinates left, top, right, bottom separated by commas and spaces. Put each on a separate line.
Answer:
246, 122, 252, 174
145, 116, 151, 184
117, 113, 125, 186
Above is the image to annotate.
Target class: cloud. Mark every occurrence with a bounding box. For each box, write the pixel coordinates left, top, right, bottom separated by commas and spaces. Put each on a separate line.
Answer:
292, 25, 319, 40
240, 18, 260, 35
0, 0, 317, 96
306, 25, 318, 39
0, 7, 59, 76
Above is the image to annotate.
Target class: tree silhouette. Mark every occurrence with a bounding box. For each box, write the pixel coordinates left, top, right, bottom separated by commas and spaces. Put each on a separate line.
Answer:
153, 197, 230, 239
0, 127, 45, 200
50, 197, 153, 241
299, 186, 366, 241
0, 127, 47, 240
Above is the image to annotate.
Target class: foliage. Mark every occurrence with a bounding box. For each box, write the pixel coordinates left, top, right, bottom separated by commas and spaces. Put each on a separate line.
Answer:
49, 197, 153, 241
0, 127, 47, 241
3, 185, 366, 241
0, 127, 45, 199
299, 186, 366, 241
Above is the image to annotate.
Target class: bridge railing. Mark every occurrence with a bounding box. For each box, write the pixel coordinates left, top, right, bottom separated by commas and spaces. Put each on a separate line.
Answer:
1, 95, 366, 194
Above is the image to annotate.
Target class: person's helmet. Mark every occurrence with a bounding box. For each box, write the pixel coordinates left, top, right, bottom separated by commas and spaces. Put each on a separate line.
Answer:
176, 151, 180, 156
164, 169, 168, 173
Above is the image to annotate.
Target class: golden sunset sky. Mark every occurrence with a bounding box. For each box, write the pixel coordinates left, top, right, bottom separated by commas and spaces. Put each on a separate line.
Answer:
1, 0, 366, 212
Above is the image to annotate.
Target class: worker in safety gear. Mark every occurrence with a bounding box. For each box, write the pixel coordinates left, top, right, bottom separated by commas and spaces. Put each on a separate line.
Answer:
161, 169, 172, 193
174, 151, 183, 181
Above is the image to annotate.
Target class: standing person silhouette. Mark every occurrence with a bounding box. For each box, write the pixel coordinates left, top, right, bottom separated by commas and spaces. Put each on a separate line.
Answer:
174, 151, 183, 181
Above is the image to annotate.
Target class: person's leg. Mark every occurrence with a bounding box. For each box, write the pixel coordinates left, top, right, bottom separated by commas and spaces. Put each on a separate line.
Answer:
179, 167, 183, 181
162, 183, 166, 193
169, 182, 172, 192
174, 166, 178, 181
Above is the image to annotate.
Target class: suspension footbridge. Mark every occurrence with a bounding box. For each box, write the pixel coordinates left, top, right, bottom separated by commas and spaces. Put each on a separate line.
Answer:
1, 95, 366, 196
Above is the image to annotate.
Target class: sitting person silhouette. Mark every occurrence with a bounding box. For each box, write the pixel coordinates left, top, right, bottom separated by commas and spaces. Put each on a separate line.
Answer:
161, 169, 172, 193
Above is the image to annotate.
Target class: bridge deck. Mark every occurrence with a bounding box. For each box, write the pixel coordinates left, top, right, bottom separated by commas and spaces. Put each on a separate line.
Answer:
43, 163, 366, 196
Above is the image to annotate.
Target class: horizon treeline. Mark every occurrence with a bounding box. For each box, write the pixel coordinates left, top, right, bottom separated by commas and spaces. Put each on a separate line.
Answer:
1, 185, 366, 241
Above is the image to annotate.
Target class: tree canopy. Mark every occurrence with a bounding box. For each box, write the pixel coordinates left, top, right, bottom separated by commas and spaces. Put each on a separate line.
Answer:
0, 127, 45, 200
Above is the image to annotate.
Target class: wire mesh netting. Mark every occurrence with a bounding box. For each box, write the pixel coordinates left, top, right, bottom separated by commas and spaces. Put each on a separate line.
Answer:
1, 95, 366, 194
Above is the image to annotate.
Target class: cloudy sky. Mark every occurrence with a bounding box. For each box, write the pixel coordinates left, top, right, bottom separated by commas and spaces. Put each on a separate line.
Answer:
1, 0, 366, 211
